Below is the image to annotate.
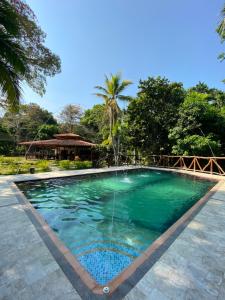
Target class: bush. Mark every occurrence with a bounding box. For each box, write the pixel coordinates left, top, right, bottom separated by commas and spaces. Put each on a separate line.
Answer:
59, 160, 71, 170
58, 160, 92, 170
36, 160, 50, 172
171, 135, 221, 156
74, 160, 92, 169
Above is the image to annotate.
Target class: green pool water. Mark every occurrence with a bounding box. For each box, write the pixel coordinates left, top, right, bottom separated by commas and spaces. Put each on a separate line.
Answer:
18, 169, 215, 285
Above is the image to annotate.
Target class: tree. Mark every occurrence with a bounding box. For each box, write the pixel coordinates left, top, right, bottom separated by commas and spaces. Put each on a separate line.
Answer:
189, 82, 225, 108
80, 104, 108, 143
2, 103, 58, 142
94, 73, 132, 143
0, 0, 61, 111
169, 92, 225, 155
59, 104, 82, 133
127, 76, 185, 155
0, 122, 14, 155
94, 73, 132, 165
0, 0, 28, 111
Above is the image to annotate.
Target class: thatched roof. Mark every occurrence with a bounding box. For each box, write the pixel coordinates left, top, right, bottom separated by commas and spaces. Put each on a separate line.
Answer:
19, 133, 96, 148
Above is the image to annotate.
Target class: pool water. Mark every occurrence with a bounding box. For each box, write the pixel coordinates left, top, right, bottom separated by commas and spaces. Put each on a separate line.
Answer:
18, 169, 214, 285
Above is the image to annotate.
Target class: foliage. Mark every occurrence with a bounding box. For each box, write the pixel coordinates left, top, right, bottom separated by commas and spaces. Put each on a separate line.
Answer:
0, 123, 14, 154
94, 73, 132, 141
0, 0, 61, 111
35, 160, 50, 172
80, 104, 108, 143
189, 82, 225, 108
1, 103, 58, 143
9, 0, 61, 94
58, 160, 92, 170
171, 135, 221, 156
58, 160, 70, 170
0, 156, 52, 175
94, 73, 132, 164
0, 0, 28, 111
169, 92, 225, 155
216, 4, 225, 81
59, 104, 82, 133
37, 124, 59, 140
127, 76, 185, 155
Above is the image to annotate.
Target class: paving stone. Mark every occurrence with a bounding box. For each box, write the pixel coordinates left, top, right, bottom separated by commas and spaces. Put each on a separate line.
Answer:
0, 168, 225, 299
123, 286, 149, 300
148, 289, 171, 300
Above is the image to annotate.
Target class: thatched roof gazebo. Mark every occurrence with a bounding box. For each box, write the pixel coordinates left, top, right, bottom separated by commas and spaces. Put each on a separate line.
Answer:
19, 133, 96, 160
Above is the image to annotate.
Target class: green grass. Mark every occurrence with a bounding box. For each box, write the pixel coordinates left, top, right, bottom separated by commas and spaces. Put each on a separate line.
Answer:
0, 156, 93, 175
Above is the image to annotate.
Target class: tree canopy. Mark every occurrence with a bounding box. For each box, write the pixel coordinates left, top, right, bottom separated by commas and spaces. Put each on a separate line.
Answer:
127, 77, 185, 154
0, 0, 61, 111
58, 104, 82, 133
169, 92, 224, 156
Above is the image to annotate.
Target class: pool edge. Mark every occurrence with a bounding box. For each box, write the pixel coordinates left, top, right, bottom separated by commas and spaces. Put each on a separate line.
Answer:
12, 168, 222, 300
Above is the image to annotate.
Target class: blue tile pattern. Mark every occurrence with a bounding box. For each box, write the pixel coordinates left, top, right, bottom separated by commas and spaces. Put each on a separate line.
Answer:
78, 250, 133, 285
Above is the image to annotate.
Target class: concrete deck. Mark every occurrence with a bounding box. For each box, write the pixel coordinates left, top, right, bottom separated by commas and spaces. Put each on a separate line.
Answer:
0, 167, 225, 299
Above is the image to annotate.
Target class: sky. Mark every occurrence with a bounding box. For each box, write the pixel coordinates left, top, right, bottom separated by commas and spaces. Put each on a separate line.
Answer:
24, 0, 225, 115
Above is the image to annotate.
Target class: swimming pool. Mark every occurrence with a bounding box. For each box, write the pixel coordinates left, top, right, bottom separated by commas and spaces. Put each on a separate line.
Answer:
17, 169, 215, 288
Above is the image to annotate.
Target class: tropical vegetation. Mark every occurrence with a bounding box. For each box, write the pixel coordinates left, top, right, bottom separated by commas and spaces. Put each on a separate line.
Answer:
0, 0, 60, 111
1, 1, 225, 173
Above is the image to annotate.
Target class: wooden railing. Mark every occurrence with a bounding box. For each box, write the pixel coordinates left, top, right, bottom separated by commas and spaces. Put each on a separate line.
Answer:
148, 155, 225, 176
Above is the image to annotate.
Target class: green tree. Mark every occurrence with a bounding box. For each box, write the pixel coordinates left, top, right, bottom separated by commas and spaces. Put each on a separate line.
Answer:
94, 73, 132, 143
0, 0, 61, 111
169, 92, 225, 155
37, 124, 59, 140
94, 73, 132, 165
0, 122, 14, 154
127, 76, 185, 155
0, 0, 28, 110
189, 82, 225, 108
80, 104, 108, 143
2, 103, 58, 142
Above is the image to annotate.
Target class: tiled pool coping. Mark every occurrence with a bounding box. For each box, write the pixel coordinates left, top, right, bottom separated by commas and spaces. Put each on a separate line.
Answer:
1, 166, 225, 299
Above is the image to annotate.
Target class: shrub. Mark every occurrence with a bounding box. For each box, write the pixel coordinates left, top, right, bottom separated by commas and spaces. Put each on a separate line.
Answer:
58, 160, 92, 170
74, 160, 92, 169
59, 160, 71, 170
36, 160, 50, 172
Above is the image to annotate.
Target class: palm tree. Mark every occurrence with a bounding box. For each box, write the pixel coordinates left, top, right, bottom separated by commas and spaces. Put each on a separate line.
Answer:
217, 4, 225, 40
0, 0, 28, 111
94, 73, 132, 165
94, 73, 132, 142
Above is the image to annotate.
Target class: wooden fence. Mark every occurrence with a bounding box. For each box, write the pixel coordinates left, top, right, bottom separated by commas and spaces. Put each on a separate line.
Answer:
148, 155, 225, 176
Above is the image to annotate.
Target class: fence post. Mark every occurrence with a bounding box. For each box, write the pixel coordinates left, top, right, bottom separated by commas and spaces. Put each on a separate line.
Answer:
193, 157, 196, 172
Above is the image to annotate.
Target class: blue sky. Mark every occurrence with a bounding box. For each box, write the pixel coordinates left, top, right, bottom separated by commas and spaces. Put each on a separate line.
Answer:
24, 0, 225, 115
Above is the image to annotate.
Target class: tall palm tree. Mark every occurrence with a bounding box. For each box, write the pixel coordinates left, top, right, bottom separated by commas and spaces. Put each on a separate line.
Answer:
0, 0, 28, 111
94, 73, 132, 142
94, 73, 132, 165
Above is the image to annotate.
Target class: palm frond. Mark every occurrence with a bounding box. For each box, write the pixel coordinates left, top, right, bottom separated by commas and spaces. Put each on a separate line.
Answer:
118, 95, 133, 102
117, 80, 133, 94
0, 32, 27, 74
0, 0, 20, 36
94, 85, 108, 94
0, 59, 21, 111
93, 93, 109, 103
217, 4, 225, 40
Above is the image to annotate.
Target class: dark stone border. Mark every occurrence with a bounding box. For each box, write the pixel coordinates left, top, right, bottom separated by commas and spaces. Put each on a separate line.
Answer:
12, 168, 220, 300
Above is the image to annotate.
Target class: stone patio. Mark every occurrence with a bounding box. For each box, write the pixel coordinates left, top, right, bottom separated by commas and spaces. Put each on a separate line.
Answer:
0, 167, 225, 300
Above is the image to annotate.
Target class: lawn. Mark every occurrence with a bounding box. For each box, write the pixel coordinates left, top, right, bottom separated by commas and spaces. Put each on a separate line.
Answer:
0, 156, 93, 175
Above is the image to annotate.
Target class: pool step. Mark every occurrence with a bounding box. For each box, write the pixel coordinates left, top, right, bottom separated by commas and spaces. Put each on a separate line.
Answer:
70, 239, 141, 259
